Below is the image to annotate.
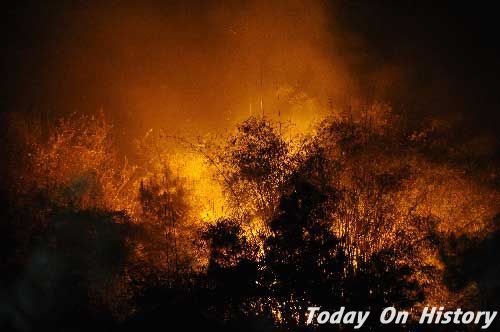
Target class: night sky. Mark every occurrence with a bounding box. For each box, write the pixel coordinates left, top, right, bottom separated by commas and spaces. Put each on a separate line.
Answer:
2, 1, 500, 144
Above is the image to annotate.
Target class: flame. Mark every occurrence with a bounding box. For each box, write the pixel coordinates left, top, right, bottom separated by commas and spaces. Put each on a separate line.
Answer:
168, 152, 228, 222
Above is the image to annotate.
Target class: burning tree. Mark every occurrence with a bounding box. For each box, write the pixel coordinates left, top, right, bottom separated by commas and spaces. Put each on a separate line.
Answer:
200, 103, 500, 329
2, 102, 499, 331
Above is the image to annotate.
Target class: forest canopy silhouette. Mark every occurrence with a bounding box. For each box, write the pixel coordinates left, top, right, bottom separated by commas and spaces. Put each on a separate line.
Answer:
1, 102, 500, 331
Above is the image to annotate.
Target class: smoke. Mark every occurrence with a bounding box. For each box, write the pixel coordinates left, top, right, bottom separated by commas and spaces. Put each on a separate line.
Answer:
6, 0, 356, 146
4, 1, 499, 154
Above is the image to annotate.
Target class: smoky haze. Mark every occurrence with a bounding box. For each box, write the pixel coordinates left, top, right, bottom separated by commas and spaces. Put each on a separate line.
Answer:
2, 1, 500, 151
2, 0, 354, 146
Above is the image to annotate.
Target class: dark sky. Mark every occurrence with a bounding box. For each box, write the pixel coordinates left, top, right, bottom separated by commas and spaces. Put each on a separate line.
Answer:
332, 1, 500, 131
2, 1, 500, 142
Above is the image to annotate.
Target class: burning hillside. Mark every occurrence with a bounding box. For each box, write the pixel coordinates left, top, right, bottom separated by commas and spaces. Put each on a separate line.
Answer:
1, 1, 500, 331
